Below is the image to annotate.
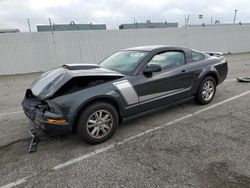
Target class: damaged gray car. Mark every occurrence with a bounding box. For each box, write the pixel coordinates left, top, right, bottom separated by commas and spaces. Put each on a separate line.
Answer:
22, 45, 228, 144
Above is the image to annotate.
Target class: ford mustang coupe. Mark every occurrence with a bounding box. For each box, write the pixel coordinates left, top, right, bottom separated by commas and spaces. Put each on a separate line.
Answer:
22, 45, 228, 144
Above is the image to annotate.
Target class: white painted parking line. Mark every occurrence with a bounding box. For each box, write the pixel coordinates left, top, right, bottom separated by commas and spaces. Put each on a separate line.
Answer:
0, 111, 23, 117
52, 89, 250, 171
1, 90, 250, 187
53, 144, 115, 170
225, 78, 236, 82
0, 177, 28, 188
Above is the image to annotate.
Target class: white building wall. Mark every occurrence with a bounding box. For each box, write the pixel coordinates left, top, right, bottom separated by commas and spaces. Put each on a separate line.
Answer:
0, 25, 249, 75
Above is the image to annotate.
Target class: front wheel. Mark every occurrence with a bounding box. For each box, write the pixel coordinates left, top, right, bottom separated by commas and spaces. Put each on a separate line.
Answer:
77, 102, 118, 144
195, 76, 216, 105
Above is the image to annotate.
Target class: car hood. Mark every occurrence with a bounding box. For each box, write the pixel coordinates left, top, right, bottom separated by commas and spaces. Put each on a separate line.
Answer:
30, 64, 124, 100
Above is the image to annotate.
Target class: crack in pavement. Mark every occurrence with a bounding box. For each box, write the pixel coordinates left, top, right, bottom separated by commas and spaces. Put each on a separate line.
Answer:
0, 138, 30, 151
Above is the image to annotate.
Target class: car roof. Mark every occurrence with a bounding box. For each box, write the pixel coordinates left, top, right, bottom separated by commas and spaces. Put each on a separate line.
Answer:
123, 45, 189, 52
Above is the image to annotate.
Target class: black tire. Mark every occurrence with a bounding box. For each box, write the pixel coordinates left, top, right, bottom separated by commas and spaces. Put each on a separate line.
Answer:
77, 102, 118, 144
195, 76, 217, 105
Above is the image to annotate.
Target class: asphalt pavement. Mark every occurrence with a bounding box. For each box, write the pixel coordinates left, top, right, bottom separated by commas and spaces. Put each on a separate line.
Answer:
0, 53, 250, 188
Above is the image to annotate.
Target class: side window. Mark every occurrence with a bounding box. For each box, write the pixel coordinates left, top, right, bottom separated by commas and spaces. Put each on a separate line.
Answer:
148, 51, 185, 70
192, 51, 204, 61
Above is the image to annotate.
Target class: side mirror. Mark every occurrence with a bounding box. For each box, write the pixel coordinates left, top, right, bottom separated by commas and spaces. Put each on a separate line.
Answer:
143, 64, 161, 75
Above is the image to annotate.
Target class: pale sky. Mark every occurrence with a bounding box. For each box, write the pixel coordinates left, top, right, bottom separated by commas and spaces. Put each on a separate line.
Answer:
0, 0, 249, 30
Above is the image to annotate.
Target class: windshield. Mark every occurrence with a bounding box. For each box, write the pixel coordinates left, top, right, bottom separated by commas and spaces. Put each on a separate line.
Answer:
99, 51, 147, 75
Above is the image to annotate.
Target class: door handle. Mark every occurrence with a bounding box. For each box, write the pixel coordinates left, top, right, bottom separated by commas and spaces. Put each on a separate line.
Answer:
181, 70, 187, 73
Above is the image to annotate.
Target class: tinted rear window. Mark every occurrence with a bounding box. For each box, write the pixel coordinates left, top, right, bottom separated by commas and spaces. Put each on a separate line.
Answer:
192, 51, 204, 61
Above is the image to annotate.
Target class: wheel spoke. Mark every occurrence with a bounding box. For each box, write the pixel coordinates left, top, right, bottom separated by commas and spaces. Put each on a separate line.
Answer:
100, 126, 107, 134
207, 82, 210, 87
103, 114, 109, 120
99, 111, 103, 118
96, 128, 100, 137
94, 113, 99, 120
88, 119, 97, 124
103, 119, 111, 124
87, 123, 96, 129
102, 124, 110, 129
91, 127, 98, 135
205, 93, 209, 99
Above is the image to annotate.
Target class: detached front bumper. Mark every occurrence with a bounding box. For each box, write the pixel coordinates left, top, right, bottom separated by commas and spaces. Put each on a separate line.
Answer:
22, 95, 72, 135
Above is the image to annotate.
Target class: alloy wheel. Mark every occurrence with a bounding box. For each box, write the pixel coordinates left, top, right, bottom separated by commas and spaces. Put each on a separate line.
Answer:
202, 80, 215, 101
86, 110, 113, 139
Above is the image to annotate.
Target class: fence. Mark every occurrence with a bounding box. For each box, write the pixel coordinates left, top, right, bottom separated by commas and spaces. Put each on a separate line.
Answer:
0, 24, 250, 75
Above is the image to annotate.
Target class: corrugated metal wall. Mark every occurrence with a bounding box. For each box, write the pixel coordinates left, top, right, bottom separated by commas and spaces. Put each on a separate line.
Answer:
0, 25, 250, 75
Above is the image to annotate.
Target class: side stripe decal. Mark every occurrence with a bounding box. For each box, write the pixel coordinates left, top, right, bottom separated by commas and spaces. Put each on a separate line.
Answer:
113, 80, 139, 105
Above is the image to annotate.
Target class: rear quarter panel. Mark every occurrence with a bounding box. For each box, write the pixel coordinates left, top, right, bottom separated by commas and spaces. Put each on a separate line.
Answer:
190, 56, 228, 93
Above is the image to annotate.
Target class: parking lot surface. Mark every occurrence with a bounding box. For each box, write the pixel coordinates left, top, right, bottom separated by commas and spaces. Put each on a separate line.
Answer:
0, 53, 250, 188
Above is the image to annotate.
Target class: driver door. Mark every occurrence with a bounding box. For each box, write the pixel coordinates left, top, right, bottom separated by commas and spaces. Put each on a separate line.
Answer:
134, 50, 195, 112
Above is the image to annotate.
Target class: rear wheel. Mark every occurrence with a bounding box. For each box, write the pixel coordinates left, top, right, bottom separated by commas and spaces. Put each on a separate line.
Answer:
195, 76, 216, 105
77, 102, 118, 144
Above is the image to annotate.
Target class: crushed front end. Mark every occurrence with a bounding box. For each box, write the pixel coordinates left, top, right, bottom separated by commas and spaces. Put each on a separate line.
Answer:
22, 89, 72, 135
22, 64, 124, 136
